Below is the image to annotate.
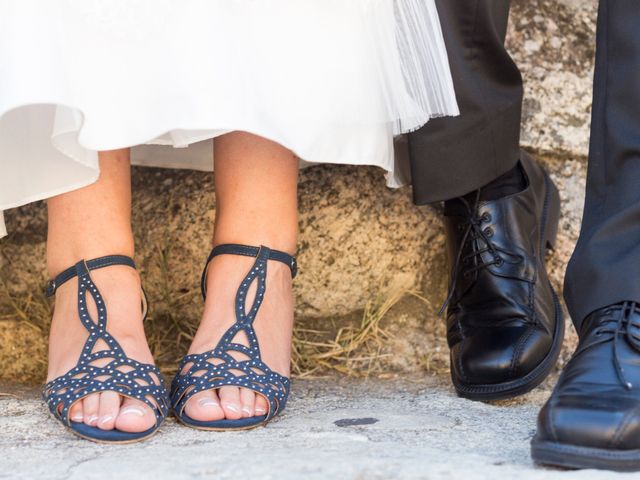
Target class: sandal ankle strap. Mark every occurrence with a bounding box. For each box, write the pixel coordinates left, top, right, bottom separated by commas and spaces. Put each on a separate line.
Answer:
200, 244, 297, 300
45, 255, 136, 297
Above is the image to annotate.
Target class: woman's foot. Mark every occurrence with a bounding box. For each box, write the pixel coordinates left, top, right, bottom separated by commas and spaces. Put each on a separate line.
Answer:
182, 253, 294, 421
46, 266, 158, 432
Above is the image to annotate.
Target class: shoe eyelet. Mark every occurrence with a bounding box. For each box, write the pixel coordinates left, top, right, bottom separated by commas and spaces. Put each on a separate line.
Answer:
494, 257, 504, 267
482, 213, 492, 223
484, 228, 494, 237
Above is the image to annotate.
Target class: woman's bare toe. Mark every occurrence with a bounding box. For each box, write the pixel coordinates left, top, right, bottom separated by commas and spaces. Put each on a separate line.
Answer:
255, 395, 269, 417
69, 400, 84, 423
240, 388, 255, 417
115, 398, 156, 433
82, 393, 100, 427
184, 390, 225, 422
218, 386, 242, 420
68, 400, 84, 423
96, 391, 120, 430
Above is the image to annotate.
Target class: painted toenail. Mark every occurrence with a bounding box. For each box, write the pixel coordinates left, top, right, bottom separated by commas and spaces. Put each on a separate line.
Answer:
88, 415, 99, 425
120, 407, 145, 417
198, 398, 221, 408
224, 403, 240, 413
98, 415, 113, 425
71, 414, 83, 422
255, 407, 267, 414
242, 406, 252, 415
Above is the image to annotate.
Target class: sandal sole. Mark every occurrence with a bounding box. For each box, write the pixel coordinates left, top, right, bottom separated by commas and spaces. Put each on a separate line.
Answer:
65, 423, 160, 444
175, 413, 270, 432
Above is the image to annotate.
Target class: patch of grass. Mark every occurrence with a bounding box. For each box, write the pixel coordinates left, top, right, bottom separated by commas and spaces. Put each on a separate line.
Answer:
0, 275, 51, 381
0, 275, 51, 329
144, 237, 199, 375
416, 350, 450, 376
292, 289, 431, 378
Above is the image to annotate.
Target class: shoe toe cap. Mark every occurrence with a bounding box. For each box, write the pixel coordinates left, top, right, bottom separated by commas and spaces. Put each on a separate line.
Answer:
452, 326, 550, 385
537, 394, 640, 450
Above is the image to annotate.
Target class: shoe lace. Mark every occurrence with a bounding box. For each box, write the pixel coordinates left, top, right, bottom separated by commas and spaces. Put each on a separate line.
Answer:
439, 190, 507, 316
577, 301, 640, 390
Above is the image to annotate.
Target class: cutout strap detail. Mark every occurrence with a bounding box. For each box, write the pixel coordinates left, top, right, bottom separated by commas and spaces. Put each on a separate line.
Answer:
43, 256, 169, 428
172, 245, 296, 423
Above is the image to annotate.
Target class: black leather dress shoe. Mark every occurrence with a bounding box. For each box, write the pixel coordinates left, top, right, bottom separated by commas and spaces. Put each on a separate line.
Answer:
532, 302, 640, 471
442, 152, 563, 400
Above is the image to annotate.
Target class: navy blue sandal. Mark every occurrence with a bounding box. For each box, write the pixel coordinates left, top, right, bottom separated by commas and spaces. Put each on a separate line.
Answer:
171, 244, 297, 431
43, 256, 169, 443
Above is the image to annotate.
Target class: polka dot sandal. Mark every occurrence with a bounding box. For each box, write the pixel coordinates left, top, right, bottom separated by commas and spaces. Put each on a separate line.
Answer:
171, 244, 297, 431
43, 256, 170, 443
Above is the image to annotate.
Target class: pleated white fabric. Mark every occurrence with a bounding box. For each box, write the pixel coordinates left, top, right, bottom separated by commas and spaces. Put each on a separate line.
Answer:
0, 0, 458, 237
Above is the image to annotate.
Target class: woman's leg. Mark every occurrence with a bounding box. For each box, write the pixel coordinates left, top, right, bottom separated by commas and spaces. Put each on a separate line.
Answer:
184, 132, 298, 421
47, 149, 157, 432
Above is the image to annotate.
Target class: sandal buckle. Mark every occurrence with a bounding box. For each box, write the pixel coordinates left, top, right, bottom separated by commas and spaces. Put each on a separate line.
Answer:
45, 280, 56, 297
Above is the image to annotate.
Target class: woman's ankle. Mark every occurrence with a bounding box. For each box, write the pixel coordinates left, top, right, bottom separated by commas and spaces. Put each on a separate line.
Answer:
212, 233, 297, 256
46, 242, 135, 278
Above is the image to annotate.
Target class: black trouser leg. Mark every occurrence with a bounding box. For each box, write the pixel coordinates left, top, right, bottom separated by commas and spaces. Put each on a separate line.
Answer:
408, 0, 522, 204
564, 0, 640, 327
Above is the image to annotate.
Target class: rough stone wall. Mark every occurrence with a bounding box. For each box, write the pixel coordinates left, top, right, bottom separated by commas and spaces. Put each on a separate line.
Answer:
0, 0, 597, 381
512, 0, 596, 157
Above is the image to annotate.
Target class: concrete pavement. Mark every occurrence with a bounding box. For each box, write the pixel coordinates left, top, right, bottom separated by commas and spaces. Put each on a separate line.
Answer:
0, 378, 629, 480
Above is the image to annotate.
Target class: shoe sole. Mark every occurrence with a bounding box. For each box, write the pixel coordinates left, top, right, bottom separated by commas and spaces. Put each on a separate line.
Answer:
452, 168, 564, 401
531, 439, 640, 472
